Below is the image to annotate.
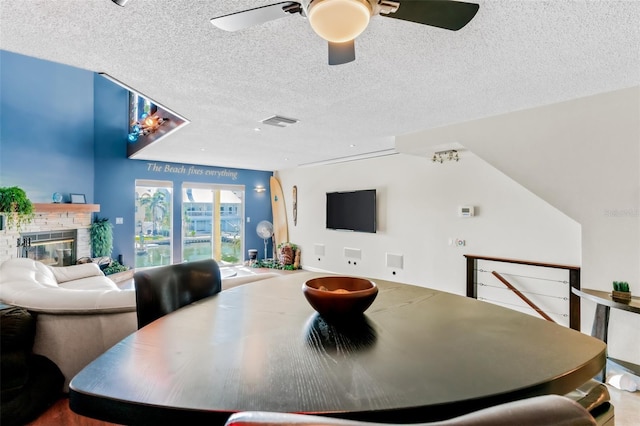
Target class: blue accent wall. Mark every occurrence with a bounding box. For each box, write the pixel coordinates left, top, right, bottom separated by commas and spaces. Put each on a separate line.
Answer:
1, 50, 274, 266
1, 50, 95, 202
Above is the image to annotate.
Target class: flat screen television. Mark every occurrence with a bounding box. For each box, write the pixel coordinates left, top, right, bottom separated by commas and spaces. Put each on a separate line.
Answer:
326, 189, 376, 233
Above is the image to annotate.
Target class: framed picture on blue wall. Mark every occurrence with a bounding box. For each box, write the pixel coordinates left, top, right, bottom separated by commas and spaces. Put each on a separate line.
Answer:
70, 193, 86, 204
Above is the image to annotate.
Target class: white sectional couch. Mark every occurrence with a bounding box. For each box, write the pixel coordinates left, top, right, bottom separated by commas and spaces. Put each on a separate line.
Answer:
0, 259, 283, 391
222, 271, 281, 290
0, 258, 137, 391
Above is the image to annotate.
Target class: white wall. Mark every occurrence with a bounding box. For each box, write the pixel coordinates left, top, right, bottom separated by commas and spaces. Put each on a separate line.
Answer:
276, 153, 580, 297
395, 86, 640, 365
396, 87, 640, 289
276, 87, 639, 366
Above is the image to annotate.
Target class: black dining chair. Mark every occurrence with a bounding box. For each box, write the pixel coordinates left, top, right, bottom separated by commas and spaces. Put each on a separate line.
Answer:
223, 394, 601, 426
134, 259, 222, 329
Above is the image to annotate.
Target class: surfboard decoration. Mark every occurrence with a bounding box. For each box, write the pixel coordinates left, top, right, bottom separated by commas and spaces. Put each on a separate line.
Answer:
270, 176, 289, 251
293, 185, 298, 226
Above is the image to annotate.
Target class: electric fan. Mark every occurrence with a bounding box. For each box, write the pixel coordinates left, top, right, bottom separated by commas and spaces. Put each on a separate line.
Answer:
256, 220, 274, 260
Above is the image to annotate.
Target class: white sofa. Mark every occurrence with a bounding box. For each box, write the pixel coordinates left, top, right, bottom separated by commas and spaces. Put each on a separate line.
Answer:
0, 258, 137, 391
222, 271, 281, 290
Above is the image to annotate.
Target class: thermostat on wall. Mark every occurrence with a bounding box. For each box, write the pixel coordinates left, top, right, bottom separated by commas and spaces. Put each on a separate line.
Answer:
458, 206, 475, 217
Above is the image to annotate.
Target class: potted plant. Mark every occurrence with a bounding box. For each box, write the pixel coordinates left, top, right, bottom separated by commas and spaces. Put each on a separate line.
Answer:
102, 260, 130, 276
0, 186, 34, 231
90, 217, 113, 258
612, 281, 631, 304
277, 242, 301, 270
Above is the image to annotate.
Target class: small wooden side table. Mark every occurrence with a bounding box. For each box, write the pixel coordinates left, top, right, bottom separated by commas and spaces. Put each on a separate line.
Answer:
572, 288, 640, 380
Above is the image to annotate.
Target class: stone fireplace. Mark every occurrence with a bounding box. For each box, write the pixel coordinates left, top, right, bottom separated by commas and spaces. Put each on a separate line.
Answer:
0, 205, 94, 265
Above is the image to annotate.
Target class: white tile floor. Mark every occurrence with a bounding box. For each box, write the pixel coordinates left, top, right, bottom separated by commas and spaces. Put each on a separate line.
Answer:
607, 385, 640, 425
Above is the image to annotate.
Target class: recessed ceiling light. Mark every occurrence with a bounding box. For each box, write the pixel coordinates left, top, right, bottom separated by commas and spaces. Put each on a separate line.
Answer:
254, 127, 261, 132
349, 144, 356, 148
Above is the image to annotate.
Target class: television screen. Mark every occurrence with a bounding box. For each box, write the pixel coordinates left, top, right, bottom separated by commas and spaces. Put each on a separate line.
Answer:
326, 189, 376, 233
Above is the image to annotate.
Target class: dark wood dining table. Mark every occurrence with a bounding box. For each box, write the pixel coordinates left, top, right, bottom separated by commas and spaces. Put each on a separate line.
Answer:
69, 272, 606, 425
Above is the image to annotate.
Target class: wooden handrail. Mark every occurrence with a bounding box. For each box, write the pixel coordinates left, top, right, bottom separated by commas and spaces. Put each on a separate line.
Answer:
492, 271, 556, 323
464, 254, 580, 270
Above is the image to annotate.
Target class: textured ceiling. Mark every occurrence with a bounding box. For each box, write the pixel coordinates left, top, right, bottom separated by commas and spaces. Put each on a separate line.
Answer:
1, 0, 638, 171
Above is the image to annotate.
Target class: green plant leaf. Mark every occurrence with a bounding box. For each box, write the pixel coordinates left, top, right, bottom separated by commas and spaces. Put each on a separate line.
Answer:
103, 260, 130, 275
90, 217, 113, 257
0, 186, 34, 230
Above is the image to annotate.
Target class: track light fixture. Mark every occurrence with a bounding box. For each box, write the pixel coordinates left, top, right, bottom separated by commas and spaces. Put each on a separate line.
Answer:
432, 150, 460, 164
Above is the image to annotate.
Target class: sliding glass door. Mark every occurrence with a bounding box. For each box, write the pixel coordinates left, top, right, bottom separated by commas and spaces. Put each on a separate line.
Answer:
182, 183, 244, 265
135, 180, 173, 268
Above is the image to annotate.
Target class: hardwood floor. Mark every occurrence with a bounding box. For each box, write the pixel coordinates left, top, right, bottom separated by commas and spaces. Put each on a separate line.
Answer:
26, 396, 119, 426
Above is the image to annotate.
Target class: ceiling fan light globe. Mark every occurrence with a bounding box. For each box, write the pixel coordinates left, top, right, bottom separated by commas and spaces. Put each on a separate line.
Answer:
308, 0, 371, 43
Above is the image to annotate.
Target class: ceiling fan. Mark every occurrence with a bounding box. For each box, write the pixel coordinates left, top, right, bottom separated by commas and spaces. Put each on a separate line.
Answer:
210, 0, 479, 65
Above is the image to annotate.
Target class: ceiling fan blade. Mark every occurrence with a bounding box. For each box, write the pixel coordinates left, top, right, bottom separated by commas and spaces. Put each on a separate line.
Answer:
328, 40, 356, 66
211, 2, 301, 32
381, 0, 479, 31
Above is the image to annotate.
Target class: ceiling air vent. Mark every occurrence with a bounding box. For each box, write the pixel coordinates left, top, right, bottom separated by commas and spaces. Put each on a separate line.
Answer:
260, 115, 299, 128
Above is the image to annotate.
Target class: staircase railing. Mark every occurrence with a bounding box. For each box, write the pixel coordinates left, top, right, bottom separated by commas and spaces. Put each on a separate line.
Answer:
465, 254, 581, 330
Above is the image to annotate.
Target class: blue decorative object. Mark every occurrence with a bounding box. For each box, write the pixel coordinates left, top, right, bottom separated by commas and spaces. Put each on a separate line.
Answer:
52, 192, 63, 203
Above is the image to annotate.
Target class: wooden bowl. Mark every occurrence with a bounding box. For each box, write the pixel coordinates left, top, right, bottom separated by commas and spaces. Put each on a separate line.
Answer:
302, 276, 378, 319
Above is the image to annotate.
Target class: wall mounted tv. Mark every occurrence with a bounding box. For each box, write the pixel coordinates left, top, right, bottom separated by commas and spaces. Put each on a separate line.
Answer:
326, 189, 376, 233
